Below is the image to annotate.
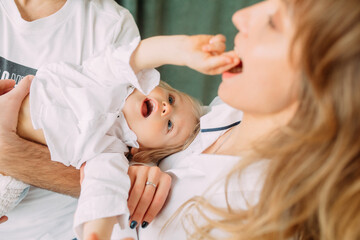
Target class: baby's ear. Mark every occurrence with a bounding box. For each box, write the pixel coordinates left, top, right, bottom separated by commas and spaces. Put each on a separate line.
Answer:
130, 147, 139, 155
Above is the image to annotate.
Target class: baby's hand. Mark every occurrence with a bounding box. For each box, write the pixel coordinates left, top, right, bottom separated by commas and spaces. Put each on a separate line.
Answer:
183, 34, 240, 75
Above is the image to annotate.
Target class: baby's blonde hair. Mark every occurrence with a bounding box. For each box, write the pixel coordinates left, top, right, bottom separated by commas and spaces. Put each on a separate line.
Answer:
131, 81, 202, 164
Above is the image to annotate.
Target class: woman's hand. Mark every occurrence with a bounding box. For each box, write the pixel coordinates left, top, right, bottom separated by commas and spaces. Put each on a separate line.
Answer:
183, 34, 240, 75
127, 165, 171, 229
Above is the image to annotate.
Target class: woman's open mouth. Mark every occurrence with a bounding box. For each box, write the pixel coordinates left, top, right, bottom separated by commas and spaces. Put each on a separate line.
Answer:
229, 59, 243, 73
222, 59, 243, 79
141, 98, 155, 118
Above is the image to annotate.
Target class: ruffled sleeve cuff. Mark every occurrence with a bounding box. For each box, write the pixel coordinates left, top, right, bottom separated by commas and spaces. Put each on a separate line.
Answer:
93, 36, 160, 95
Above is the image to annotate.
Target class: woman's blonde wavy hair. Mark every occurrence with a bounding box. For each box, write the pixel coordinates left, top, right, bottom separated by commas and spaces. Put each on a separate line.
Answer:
182, 0, 360, 239
131, 81, 202, 164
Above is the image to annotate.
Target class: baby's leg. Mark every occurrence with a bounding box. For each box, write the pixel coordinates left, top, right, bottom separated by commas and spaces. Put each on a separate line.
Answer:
17, 95, 46, 145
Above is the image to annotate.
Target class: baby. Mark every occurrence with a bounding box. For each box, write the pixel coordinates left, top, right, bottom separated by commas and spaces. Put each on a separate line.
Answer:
5, 34, 238, 240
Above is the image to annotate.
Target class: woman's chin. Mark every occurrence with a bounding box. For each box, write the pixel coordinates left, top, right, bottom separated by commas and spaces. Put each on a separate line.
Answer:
218, 81, 233, 103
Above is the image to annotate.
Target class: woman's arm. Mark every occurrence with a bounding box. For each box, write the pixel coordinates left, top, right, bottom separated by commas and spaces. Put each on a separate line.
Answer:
130, 35, 240, 75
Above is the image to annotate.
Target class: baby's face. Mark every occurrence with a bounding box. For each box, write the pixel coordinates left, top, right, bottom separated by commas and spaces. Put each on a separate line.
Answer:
122, 86, 197, 149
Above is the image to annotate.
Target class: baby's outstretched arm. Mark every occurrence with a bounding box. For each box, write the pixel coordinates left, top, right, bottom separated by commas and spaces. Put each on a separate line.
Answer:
130, 35, 240, 75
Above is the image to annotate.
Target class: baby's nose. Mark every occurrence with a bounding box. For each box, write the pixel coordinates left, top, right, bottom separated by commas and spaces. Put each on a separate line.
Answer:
161, 101, 172, 116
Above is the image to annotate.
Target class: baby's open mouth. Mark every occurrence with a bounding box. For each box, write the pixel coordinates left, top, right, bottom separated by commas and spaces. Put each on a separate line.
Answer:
141, 98, 155, 118
228, 59, 243, 73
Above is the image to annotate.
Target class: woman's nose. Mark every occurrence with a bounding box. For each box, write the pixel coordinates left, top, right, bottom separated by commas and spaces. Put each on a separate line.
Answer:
161, 101, 172, 116
232, 7, 250, 37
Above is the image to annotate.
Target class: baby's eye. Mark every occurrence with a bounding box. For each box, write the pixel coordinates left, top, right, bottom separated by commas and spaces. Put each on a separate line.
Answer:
167, 120, 174, 132
168, 95, 175, 105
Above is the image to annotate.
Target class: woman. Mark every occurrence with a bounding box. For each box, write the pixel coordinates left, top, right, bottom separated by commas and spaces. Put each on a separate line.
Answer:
137, 0, 360, 239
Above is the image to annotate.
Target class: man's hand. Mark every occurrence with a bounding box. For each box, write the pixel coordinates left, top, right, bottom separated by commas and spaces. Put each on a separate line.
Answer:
183, 34, 240, 75
0, 76, 33, 135
127, 165, 171, 229
0, 79, 16, 95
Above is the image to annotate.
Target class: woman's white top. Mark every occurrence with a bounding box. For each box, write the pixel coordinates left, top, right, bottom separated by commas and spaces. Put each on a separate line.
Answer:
137, 98, 265, 239
30, 37, 159, 239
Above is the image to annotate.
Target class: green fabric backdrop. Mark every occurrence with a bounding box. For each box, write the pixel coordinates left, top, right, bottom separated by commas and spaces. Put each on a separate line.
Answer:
116, 0, 260, 105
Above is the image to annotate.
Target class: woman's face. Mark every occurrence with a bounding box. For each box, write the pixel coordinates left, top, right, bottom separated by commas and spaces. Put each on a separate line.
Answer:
219, 0, 300, 117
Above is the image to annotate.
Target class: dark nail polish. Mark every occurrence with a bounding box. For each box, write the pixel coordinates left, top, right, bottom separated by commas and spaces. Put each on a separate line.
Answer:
141, 221, 149, 229
130, 220, 138, 229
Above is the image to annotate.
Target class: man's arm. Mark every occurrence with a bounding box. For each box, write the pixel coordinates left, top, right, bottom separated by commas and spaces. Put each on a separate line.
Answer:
0, 77, 80, 197
0, 134, 80, 197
